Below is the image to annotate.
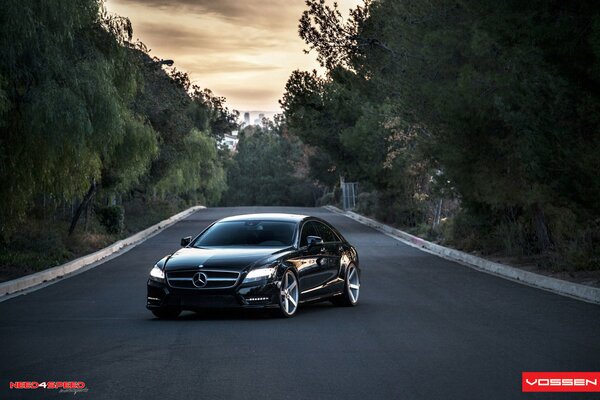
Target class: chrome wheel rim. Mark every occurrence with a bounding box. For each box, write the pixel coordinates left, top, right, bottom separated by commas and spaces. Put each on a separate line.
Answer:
347, 266, 360, 304
280, 271, 298, 315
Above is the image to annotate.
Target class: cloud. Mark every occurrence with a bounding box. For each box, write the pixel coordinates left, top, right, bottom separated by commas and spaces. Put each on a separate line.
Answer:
106, 0, 361, 110
183, 58, 283, 75
135, 23, 284, 55
117, 0, 306, 29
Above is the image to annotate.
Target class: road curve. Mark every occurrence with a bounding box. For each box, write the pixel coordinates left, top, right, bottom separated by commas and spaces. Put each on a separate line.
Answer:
1, 207, 599, 399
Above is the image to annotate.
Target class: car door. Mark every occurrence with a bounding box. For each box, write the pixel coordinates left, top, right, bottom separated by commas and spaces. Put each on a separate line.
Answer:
314, 221, 343, 293
295, 221, 330, 297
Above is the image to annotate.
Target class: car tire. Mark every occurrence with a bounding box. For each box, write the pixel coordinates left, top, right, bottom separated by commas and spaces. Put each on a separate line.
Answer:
276, 269, 299, 318
331, 264, 360, 307
151, 308, 181, 319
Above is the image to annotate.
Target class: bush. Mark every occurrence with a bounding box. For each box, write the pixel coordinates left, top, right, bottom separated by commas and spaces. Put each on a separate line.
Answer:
562, 218, 600, 271
372, 190, 425, 228
0, 220, 71, 279
356, 191, 379, 214
489, 220, 529, 257
8, 227, 64, 254
316, 192, 335, 206
289, 181, 319, 206
95, 205, 125, 234
443, 209, 490, 252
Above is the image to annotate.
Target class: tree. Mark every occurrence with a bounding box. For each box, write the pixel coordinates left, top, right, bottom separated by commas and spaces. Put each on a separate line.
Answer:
286, 0, 600, 265
0, 0, 235, 238
223, 119, 317, 207
0, 0, 159, 237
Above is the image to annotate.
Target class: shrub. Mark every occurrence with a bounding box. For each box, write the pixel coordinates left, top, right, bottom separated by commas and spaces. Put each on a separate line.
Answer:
289, 181, 319, 206
356, 191, 379, 214
0, 221, 71, 276
443, 209, 490, 252
9, 227, 64, 254
316, 192, 335, 206
95, 205, 125, 234
489, 220, 529, 257
562, 218, 600, 271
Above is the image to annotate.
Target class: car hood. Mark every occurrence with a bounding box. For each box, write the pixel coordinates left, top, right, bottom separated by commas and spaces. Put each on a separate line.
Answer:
163, 246, 292, 272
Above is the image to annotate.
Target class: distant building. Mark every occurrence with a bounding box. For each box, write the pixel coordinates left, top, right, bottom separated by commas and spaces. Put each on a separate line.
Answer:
240, 111, 276, 126
220, 134, 239, 152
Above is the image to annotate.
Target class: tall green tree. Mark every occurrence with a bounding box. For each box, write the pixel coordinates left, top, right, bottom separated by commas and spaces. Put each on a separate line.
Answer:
128, 50, 233, 205
0, 0, 159, 237
223, 120, 317, 207
285, 0, 600, 264
0, 0, 236, 238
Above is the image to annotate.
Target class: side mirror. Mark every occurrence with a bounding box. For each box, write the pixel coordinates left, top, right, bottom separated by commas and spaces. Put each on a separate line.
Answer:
181, 236, 192, 247
307, 235, 324, 248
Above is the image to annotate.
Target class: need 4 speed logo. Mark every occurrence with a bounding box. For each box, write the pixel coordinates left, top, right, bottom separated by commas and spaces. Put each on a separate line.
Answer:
10, 381, 87, 391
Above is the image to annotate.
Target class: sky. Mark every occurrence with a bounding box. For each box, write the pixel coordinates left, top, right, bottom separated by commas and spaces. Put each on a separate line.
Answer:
105, 0, 361, 112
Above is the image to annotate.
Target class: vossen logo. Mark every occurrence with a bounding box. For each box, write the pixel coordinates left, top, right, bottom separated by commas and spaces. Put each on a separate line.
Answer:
523, 372, 600, 392
525, 378, 597, 386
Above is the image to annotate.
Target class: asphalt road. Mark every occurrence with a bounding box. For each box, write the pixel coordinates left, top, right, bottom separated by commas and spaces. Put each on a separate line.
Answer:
1, 207, 599, 400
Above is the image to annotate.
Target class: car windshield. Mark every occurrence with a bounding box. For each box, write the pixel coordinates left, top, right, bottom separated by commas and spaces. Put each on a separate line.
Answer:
193, 220, 296, 247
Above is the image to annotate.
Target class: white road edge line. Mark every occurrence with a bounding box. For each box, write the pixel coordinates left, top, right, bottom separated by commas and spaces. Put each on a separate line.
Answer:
0, 206, 205, 302
324, 205, 600, 305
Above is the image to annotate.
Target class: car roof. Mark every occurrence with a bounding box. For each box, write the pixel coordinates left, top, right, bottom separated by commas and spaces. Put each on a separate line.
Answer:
218, 213, 310, 223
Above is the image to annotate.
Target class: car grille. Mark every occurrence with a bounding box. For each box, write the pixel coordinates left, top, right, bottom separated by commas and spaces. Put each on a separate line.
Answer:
166, 269, 240, 289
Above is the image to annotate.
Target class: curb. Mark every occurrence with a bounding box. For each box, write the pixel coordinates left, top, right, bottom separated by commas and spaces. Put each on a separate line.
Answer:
0, 205, 205, 299
324, 205, 600, 305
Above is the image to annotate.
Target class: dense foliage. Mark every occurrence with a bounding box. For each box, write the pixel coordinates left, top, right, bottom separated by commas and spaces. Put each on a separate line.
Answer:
0, 0, 234, 239
0, 0, 235, 276
2, 0, 598, 276
282, 0, 600, 269
222, 118, 320, 207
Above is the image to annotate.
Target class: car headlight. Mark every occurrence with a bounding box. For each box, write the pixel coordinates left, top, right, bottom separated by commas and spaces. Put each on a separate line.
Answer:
149, 264, 165, 282
243, 266, 276, 284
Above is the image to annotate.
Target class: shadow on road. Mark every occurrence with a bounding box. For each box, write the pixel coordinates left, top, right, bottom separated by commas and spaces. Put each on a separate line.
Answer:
146, 302, 343, 321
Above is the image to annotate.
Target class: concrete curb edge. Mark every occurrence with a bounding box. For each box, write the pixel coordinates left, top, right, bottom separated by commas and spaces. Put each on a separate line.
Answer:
0, 205, 205, 298
324, 205, 600, 305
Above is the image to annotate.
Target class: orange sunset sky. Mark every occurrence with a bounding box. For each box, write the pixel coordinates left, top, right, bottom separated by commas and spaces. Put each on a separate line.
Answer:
106, 0, 361, 112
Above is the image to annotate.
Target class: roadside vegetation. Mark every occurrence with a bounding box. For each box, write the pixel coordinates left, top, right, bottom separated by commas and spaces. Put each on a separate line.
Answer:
1, 0, 599, 282
222, 116, 322, 208
281, 0, 600, 272
0, 0, 237, 281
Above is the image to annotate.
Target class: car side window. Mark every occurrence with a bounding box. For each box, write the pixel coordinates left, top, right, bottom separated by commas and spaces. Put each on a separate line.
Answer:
300, 222, 319, 247
316, 222, 339, 243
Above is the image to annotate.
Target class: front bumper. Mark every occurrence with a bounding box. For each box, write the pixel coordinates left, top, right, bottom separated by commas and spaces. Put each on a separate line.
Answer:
147, 278, 280, 310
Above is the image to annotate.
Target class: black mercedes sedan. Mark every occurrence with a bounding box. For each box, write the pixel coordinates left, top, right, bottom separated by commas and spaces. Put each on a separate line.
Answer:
147, 213, 360, 318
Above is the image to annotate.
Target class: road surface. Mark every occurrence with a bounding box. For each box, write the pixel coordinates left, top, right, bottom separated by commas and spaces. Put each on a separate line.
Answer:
1, 207, 599, 399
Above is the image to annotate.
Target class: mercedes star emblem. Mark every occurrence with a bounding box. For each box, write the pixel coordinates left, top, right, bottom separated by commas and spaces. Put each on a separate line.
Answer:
192, 272, 208, 288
